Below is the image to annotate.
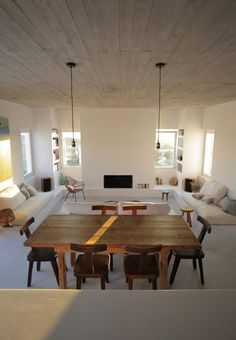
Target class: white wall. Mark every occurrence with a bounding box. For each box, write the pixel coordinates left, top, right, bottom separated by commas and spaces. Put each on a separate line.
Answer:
203, 100, 236, 198
80, 108, 157, 189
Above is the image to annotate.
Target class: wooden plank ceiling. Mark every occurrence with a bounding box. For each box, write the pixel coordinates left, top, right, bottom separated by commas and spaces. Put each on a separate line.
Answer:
0, 0, 236, 109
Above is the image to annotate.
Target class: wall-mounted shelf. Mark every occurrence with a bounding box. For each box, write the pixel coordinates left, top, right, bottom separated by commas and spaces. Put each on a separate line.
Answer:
176, 129, 184, 173
51, 129, 60, 172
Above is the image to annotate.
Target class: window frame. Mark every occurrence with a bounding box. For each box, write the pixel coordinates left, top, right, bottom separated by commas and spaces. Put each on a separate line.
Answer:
62, 131, 81, 168
154, 129, 177, 168
203, 130, 215, 177
20, 130, 33, 178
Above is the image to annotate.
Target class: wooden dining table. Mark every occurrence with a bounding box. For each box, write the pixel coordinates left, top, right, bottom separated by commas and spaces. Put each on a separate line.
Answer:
24, 214, 201, 289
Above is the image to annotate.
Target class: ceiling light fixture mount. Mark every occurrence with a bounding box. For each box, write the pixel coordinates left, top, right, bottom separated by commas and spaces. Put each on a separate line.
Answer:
67, 62, 76, 147
156, 62, 166, 149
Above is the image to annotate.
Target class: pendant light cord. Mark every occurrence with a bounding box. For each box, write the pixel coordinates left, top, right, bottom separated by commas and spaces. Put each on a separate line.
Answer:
157, 65, 162, 144
70, 65, 75, 143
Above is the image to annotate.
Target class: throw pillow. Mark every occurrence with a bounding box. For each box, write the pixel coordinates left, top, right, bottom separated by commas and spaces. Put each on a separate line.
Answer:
20, 188, 31, 199
192, 193, 204, 200
224, 201, 236, 215
26, 185, 38, 196
218, 196, 229, 209
201, 195, 214, 204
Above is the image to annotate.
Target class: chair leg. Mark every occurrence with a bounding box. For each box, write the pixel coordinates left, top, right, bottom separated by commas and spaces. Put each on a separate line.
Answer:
51, 259, 59, 285
37, 261, 41, 271
74, 192, 77, 202
27, 261, 34, 287
168, 251, 173, 265
101, 277, 106, 290
105, 273, 109, 283
152, 279, 157, 290
198, 258, 205, 284
192, 258, 197, 269
169, 256, 181, 285
82, 278, 86, 283
128, 278, 133, 290
76, 277, 82, 289
64, 191, 70, 202
82, 190, 86, 200
110, 253, 114, 271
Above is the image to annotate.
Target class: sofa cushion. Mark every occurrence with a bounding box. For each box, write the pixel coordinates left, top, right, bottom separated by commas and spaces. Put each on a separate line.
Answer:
201, 195, 214, 204
197, 204, 236, 224
13, 192, 53, 225
0, 185, 26, 210
223, 200, 236, 216
200, 180, 227, 204
20, 188, 31, 199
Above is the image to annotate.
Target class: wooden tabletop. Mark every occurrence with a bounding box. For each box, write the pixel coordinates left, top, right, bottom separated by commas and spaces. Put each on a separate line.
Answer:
25, 214, 200, 252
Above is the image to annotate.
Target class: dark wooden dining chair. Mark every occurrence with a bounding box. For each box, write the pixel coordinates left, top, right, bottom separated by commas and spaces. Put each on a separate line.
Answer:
70, 243, 110, 290
91, 205, 117, 271
168, 215, 212, 285
124, 244, 162, 290
122, 205, 147, 215
20, 217, 59, 287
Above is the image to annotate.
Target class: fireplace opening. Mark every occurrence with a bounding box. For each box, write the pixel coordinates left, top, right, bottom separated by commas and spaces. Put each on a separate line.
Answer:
104, 175, 133, 188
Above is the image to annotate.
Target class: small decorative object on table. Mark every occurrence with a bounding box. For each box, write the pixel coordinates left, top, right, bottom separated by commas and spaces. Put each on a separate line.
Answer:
0, 208, 15, 227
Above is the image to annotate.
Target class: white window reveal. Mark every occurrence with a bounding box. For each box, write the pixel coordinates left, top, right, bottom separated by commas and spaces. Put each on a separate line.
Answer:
20, 131, 33, 177
155, 130, 177, 167
62, 132, 81, 167
203, 131, 215, 177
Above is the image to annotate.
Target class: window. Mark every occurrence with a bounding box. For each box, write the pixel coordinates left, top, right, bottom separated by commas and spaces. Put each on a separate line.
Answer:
155, 130, 177, 167
62, 132, 81, 167
20, 131, 33, 177
203, 131, 215, 176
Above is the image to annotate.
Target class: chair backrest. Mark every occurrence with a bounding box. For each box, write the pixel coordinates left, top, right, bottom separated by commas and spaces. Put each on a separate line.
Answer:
122, 205, 147, 216
197, 215, 212, 244
70, 243, 107, 273
92, 205, 117, 215
125, 244, 162, 272
64, 176, 75, 186
19, 217, 35, 239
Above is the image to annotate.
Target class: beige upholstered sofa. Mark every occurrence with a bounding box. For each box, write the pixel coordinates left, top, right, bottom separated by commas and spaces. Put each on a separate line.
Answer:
181, 180, 236, 224
0, 184, 61, 227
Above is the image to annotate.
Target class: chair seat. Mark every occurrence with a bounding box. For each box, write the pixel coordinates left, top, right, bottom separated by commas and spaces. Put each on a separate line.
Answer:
74, 254, 110, 276
124, 254, 159, 276
172, 248, 205, 259
27, 248, 57, 261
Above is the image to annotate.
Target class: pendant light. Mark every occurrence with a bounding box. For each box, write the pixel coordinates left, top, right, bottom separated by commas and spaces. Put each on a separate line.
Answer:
67, 62, 76, 147
156, 62, 165, 149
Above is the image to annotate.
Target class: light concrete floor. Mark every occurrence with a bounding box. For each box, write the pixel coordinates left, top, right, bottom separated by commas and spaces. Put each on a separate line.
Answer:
0, 196, 236, 290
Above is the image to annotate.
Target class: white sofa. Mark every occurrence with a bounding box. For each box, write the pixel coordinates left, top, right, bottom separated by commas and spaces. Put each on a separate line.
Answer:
181, 180, 236, 224
63, 201, 173, 215
0, 185, 62, 227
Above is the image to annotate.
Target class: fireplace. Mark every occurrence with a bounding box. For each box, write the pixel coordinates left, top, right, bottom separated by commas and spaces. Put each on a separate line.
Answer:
104, 175, 133, 188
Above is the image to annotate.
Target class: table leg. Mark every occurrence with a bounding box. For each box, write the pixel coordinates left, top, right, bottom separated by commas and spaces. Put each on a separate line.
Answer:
57, 251, 67, 289
160, 249, 169, 289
